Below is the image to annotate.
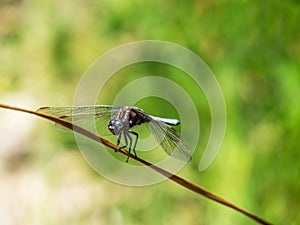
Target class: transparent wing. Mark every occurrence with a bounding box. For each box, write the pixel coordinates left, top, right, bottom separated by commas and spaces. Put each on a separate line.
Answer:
37, 105, 122, 135
148, 119, 192, 162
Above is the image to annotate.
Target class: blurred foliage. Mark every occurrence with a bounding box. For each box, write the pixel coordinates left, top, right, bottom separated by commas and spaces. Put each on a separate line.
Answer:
0, 0, 299, 224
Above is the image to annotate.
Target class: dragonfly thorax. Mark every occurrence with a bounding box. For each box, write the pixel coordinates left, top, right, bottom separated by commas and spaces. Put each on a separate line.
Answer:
108, 119, 126, 135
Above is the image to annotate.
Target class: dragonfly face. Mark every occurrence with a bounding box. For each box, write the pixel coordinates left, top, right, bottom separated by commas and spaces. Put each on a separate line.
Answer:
108, 119, 124, 135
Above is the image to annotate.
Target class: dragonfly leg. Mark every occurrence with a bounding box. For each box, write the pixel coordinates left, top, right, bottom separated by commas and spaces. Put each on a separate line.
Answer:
125, 132, 133, 162
129, 131, 138, 158
116, 131, 138, 162
115, 133, 123, 152
118, 132, 128, 149
117, 131, 133, 162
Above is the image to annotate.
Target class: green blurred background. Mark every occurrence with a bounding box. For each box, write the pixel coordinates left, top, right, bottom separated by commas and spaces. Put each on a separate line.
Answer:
0, 0, 299, 224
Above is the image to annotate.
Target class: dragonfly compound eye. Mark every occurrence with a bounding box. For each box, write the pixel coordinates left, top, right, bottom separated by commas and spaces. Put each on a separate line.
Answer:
108, 119, 123, 135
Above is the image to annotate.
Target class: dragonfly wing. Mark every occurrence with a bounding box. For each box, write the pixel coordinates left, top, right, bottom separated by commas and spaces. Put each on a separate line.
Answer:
37, 105, 122, 135
148, 119, 192, 162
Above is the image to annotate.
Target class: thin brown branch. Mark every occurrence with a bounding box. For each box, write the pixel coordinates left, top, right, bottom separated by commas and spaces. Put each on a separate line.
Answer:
0, 103, 273, 225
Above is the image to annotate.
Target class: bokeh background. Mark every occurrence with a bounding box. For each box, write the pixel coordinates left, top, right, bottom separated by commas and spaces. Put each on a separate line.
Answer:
0, 0, 299, 224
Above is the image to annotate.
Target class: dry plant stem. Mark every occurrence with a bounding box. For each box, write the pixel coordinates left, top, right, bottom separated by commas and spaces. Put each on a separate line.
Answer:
0, 103, 272, 225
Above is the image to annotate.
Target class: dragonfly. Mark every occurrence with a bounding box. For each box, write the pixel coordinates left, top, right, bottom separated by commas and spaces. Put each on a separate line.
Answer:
37, 105, 192, 162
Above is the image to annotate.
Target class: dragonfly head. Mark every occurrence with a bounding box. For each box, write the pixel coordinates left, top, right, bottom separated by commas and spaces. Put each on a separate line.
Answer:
108, 119, 123, 135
